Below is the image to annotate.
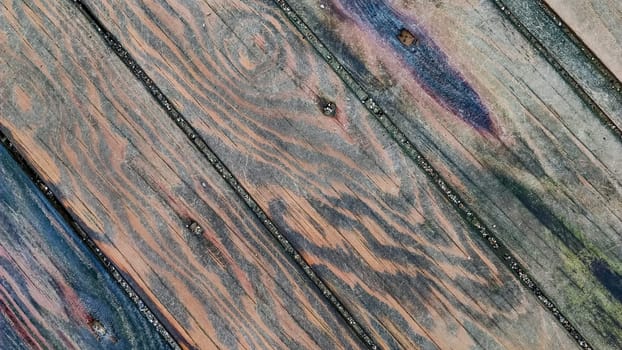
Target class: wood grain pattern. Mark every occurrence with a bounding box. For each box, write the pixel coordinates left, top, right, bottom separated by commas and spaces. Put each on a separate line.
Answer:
80, 0, 580, 348
275, 0, 622, 348
0, 146, 169, 349
0, 1, 364, 349
494, 0, 622, 137
545, 0, 622, 81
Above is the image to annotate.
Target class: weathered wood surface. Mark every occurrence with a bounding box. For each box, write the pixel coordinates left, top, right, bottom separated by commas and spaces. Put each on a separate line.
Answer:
0, 146, 169, 349
274, 0, 622, 348
545, 0, 622, 81
495, 0, 622, 137
79, 0, 582, 349
3, 0, 621, 348
0, 1, 365, 349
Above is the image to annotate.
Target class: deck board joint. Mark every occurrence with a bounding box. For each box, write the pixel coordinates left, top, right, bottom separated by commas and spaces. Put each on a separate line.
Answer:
0, 130, 181, 350
531, 0, 622, 93
493, 0, 622, 141
271, 0, 594, 348
69, 0, 379, 348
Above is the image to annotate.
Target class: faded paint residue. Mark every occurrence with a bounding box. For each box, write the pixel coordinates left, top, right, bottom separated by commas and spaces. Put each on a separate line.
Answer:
335, 0, 493, 131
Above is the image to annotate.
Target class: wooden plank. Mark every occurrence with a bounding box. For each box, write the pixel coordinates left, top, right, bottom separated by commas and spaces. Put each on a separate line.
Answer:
268, 0, 622, 348
493, 0, 622, 138
0, 1, 364, 349
544, 0, 622, 82
79, 0, 580, 348
0, 145, 169, 349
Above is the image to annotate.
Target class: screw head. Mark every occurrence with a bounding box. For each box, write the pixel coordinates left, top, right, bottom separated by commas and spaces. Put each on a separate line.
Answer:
187, 221, 204, 235
320, 100, 337, 117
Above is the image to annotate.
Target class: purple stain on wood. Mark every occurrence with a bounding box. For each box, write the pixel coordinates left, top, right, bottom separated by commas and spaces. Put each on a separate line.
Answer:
337, 1, 494, 132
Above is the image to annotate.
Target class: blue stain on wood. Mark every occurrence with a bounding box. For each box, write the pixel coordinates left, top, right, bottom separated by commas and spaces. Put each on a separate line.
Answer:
497, 172, 622, 306
591, 260, 622, 303
0, 146, 169, 349
341, 1, 493, 131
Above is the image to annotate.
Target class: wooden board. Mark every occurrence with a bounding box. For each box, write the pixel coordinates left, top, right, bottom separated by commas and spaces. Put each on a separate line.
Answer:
545, 0, 622, 81
0, 145, 169, 349
79, 0, 581, 348
0, 1, 364, 349
494, 0, 622, 138
265, 0, 622, 349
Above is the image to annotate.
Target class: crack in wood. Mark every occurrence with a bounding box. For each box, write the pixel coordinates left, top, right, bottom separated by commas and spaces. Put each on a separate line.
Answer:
271, 0, 594, 348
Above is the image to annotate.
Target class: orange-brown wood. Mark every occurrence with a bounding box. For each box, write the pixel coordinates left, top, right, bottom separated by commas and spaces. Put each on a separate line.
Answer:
0, 1, 364, 348
79, 0, 579, 348
3, 0, 621, 348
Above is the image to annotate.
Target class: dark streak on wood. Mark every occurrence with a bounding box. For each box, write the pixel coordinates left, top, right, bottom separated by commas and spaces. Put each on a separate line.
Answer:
590, 260, 622, 303
273, 0, 622, 348
69, 0, 378, 348
334, 1, 495, 132
1, 0, 367, 348
81, 0, 583, 348
0, 141, 172, 349
271, 1, 592, 348
4, 0, 619, 348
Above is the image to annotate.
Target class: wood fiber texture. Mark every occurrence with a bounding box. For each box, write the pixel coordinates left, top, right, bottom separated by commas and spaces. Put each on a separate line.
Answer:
2, 0, 621, 348
495, 0, 622, 137
545, 0, 622, 81
277, 0, 622, 348
0, 146, 169, 349
81, 0, 580, 348
0, 1, 364, 349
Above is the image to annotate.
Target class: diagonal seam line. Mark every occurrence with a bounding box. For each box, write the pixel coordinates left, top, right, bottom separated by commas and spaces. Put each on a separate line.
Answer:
493, 0, 622, 141
69, 0, 379, 348
271, 0, 594, 349
0, 131, 181, 350
530, 0, 622, 92
528, 0, 622, 95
